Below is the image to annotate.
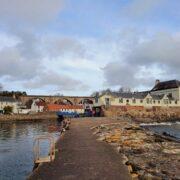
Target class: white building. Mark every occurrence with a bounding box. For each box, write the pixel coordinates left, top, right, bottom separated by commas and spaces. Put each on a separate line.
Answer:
31, 99, 45, 113
94, 80, 180, 108
151, 80, 180, 100
0, 96, 22, 114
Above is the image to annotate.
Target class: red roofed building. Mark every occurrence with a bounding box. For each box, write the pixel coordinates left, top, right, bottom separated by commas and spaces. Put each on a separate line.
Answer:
47, 104, 84, 113
31, 99, 46, 112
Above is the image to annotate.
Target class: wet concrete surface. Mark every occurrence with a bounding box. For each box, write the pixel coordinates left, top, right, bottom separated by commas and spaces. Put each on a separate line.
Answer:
29, 117, 131, 180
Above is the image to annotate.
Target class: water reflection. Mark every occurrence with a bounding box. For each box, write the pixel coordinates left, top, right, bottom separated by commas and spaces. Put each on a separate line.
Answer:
0, 120, 59, 180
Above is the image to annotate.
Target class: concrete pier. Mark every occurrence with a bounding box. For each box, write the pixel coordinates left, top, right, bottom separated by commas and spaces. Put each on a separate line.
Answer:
29, 118, 131, 180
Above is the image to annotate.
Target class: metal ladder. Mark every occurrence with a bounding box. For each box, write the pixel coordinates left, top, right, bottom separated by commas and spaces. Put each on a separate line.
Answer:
33, 135, 55, 164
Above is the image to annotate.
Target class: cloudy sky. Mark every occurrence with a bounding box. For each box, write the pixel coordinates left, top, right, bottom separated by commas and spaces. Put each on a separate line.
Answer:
0, 0, 180, 95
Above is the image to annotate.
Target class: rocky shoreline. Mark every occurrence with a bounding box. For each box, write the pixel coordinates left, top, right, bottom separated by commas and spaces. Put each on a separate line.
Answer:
92, 118, 180, 179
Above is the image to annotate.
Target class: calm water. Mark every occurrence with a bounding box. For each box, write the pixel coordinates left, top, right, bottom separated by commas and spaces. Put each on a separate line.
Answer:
0, 120, 60, 180
142, 122, 180, 140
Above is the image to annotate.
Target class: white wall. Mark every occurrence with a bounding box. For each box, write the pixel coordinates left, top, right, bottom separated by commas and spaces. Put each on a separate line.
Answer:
95, 94, 180, 108
0, 101, 20, 114
31, 99, 44, 112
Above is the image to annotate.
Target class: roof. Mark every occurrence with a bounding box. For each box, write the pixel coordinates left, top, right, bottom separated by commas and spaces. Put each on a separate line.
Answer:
151, 80, 180, 91
35, 101, 46, 106
133, 92, 149, 99
118, 93, 133, 99
99, 91, 150, 99
114, 91, 149, 99
0, 96, 17, 102
47, 104, 84, 111
150, 94, 164, 100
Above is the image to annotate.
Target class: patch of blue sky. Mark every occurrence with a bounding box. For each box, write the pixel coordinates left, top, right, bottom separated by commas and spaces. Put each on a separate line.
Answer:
48, 0, 126, 38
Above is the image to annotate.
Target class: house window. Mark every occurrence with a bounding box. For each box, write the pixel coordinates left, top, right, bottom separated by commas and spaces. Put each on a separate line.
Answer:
95, 97, 98, 103
126, 99, 129, 104
163, 100, 168, 104
105, 98, 110, 106
132, 99, 136, 103
153, 100, 156, 104
140, 100, 143, 103
146, 99, 149, 104
175, 100, 178, 104
169, 101, 171, 104
147, 98, 152, 104
158, 101, 160, 104
119, 98, 123, 103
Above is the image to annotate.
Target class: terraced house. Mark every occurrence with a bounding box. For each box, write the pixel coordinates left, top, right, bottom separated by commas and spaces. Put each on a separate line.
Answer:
94, 80, 180, 108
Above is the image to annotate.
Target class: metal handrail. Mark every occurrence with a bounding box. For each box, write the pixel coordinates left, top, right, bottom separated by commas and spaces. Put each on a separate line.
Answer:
33, 135, 55, 164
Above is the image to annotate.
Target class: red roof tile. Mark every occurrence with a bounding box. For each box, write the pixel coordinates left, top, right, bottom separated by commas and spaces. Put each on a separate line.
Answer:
47, 104, 83, 111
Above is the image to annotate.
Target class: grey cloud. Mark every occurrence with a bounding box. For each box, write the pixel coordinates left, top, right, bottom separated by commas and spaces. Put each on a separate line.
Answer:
129, 32, 180, 74
103, 63, 137, 87
0, 30, 43, 80
103, 32, 180, 89
0, 31, 87, 84
0, 0, 64, 82
16, 31, 42, 59
23, 71, 89, 91
0, 0, 63, 26
0, 47, 40, 80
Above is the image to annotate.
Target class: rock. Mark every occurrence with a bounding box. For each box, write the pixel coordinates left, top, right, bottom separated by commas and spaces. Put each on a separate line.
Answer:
122, 139, 144, 148
127, 165, 133, 173
97, 136, 105, 141
131, 173, 139, 180
154, 136, 164, 142
126, 160, 143, 172
121, 154, 128, 164
138, 170, 145, 176
162, 148, 180, 154
125, 126, 142, 131
117, 146, 121, 153
105, 133, 121, 143
93, 130, 100, 135
132, 148, 145, 154
148, 162, 157, 168
140, 173, 162, 180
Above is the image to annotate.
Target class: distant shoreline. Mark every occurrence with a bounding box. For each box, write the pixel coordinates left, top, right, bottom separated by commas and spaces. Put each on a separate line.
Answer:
0, 112, 57, 122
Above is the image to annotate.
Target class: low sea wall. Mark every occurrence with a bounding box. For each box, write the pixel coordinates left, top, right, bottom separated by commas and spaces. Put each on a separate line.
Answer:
104, 106, 180, 123
0, 112, 57, 122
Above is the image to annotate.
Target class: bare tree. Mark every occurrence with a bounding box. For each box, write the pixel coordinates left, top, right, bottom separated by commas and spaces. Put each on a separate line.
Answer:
54, 93, 63, 96
118, 87, 131, 93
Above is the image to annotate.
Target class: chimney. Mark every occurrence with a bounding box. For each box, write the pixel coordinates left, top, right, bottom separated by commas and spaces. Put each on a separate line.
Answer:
155, 79, 160, 86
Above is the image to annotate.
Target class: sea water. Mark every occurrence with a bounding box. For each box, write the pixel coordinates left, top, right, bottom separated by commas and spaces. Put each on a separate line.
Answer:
0, 120, 60, 180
